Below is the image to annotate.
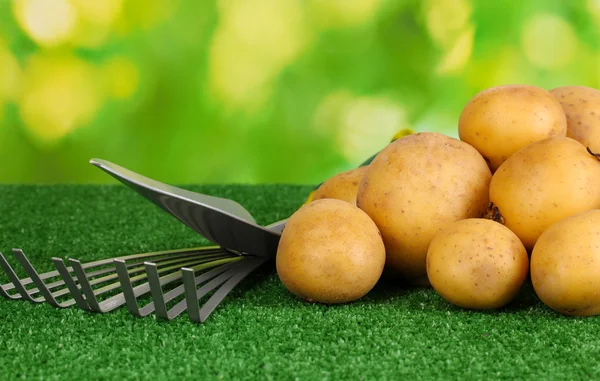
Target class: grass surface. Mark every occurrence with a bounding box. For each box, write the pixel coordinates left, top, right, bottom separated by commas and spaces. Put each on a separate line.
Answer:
1, 184, 599, 380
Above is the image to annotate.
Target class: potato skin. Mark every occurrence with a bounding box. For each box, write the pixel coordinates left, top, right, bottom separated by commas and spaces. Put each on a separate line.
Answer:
459, 84, 567, 171
550, 86, 600, 153
276, 198, 386, 304
312, 166, 369, 205
531, 210, 600, 317
489, 136, 600, 251
356, 132, 492, 285
426, 218, 529, 309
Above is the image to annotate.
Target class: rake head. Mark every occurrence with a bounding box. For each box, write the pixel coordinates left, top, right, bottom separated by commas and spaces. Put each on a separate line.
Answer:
0, 246, 269, 323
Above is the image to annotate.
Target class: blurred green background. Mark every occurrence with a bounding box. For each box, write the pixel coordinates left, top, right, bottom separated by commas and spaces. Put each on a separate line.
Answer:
0, 0, 598, 184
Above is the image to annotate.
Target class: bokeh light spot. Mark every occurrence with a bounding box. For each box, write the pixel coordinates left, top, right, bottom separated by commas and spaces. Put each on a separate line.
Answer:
521, 13, 578, 70
339, 97, 408, 163
425, 0, 472, 48
314, 90, 409, 164
587, 0, 600, 18
70, 0, 123, 26
69, 0, 124, 47
0, 38, 21, 102
209, 31, 274, 112
208, 0, 310, 112
436, 25, 474, 75
314, 90, 354, 137
12, 0, 78, 48
101, 56, 139, 100
18, 54, 103, 144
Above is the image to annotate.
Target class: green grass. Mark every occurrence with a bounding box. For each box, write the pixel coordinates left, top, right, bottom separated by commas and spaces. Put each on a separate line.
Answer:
1, 184, 599, 380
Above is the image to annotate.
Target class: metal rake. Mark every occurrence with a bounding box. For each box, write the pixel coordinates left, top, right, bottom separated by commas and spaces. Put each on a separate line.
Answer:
0, 245, 269, 323
1, 157, 286, 323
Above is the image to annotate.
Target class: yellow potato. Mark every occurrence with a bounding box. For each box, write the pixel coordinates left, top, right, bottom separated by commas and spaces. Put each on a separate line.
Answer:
550, 85, 600, 153
276, 198, 386, 304
426, 218, 529, 309
489, 136, 600, 251
312, 166, 369, 205
459, 84, 567, 171
531, 210, 600, 316
356, 132, 492, 285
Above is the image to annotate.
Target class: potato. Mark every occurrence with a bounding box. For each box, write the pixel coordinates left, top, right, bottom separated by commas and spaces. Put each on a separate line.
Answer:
550, 85, 600, 153
531, 210, 600, 316
489, 136, 600, 251
312, 166, 369, 205
276, 198, 386, 304
356, 132, 492, 285
426, 218, 529, 309
459, 84, 567, 171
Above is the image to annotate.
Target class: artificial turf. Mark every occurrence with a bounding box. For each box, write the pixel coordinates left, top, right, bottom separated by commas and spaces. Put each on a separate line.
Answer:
1, 183, 599, 380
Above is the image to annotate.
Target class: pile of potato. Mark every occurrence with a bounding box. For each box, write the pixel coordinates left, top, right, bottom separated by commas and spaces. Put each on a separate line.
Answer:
275, 84, 600, 317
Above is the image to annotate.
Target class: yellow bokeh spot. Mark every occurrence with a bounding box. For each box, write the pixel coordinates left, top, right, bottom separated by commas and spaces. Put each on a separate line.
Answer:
209, 0, 310, 112
101, 57, 139, 100
521, 13, 578, 70
115, 0, 177, 33
12, 0, 78, 48
436, 25, 474, 75
70, 0, 123, 26
425, 0, 472, 48
69, 0, 124, 48
18, 54, 103, 144
339, 96, 408, 163
0, 38, 21, 102
587, 0, 600, 18
306, 0, 382, 29
313, 90, 354, 136
314, 90, 410, 164
209, 31, 275, 112
13, 0, 125, 48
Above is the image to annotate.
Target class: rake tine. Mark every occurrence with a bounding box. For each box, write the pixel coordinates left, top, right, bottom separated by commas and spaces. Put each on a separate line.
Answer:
199, 257, 268, 322
145, 261, 168, 318
145, 259, 243, 320
182, 267, 202, 323
52, 257, 91, 311
0, 251, 45, 302
13, 249, 76, 308
114, 259, 147, 317
182, 260, 255, 324
69, 259, 113, 312
0, 252, 21, 300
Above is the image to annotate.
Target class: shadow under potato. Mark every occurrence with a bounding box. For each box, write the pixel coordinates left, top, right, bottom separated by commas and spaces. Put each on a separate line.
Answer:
216, 257, 551, 318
